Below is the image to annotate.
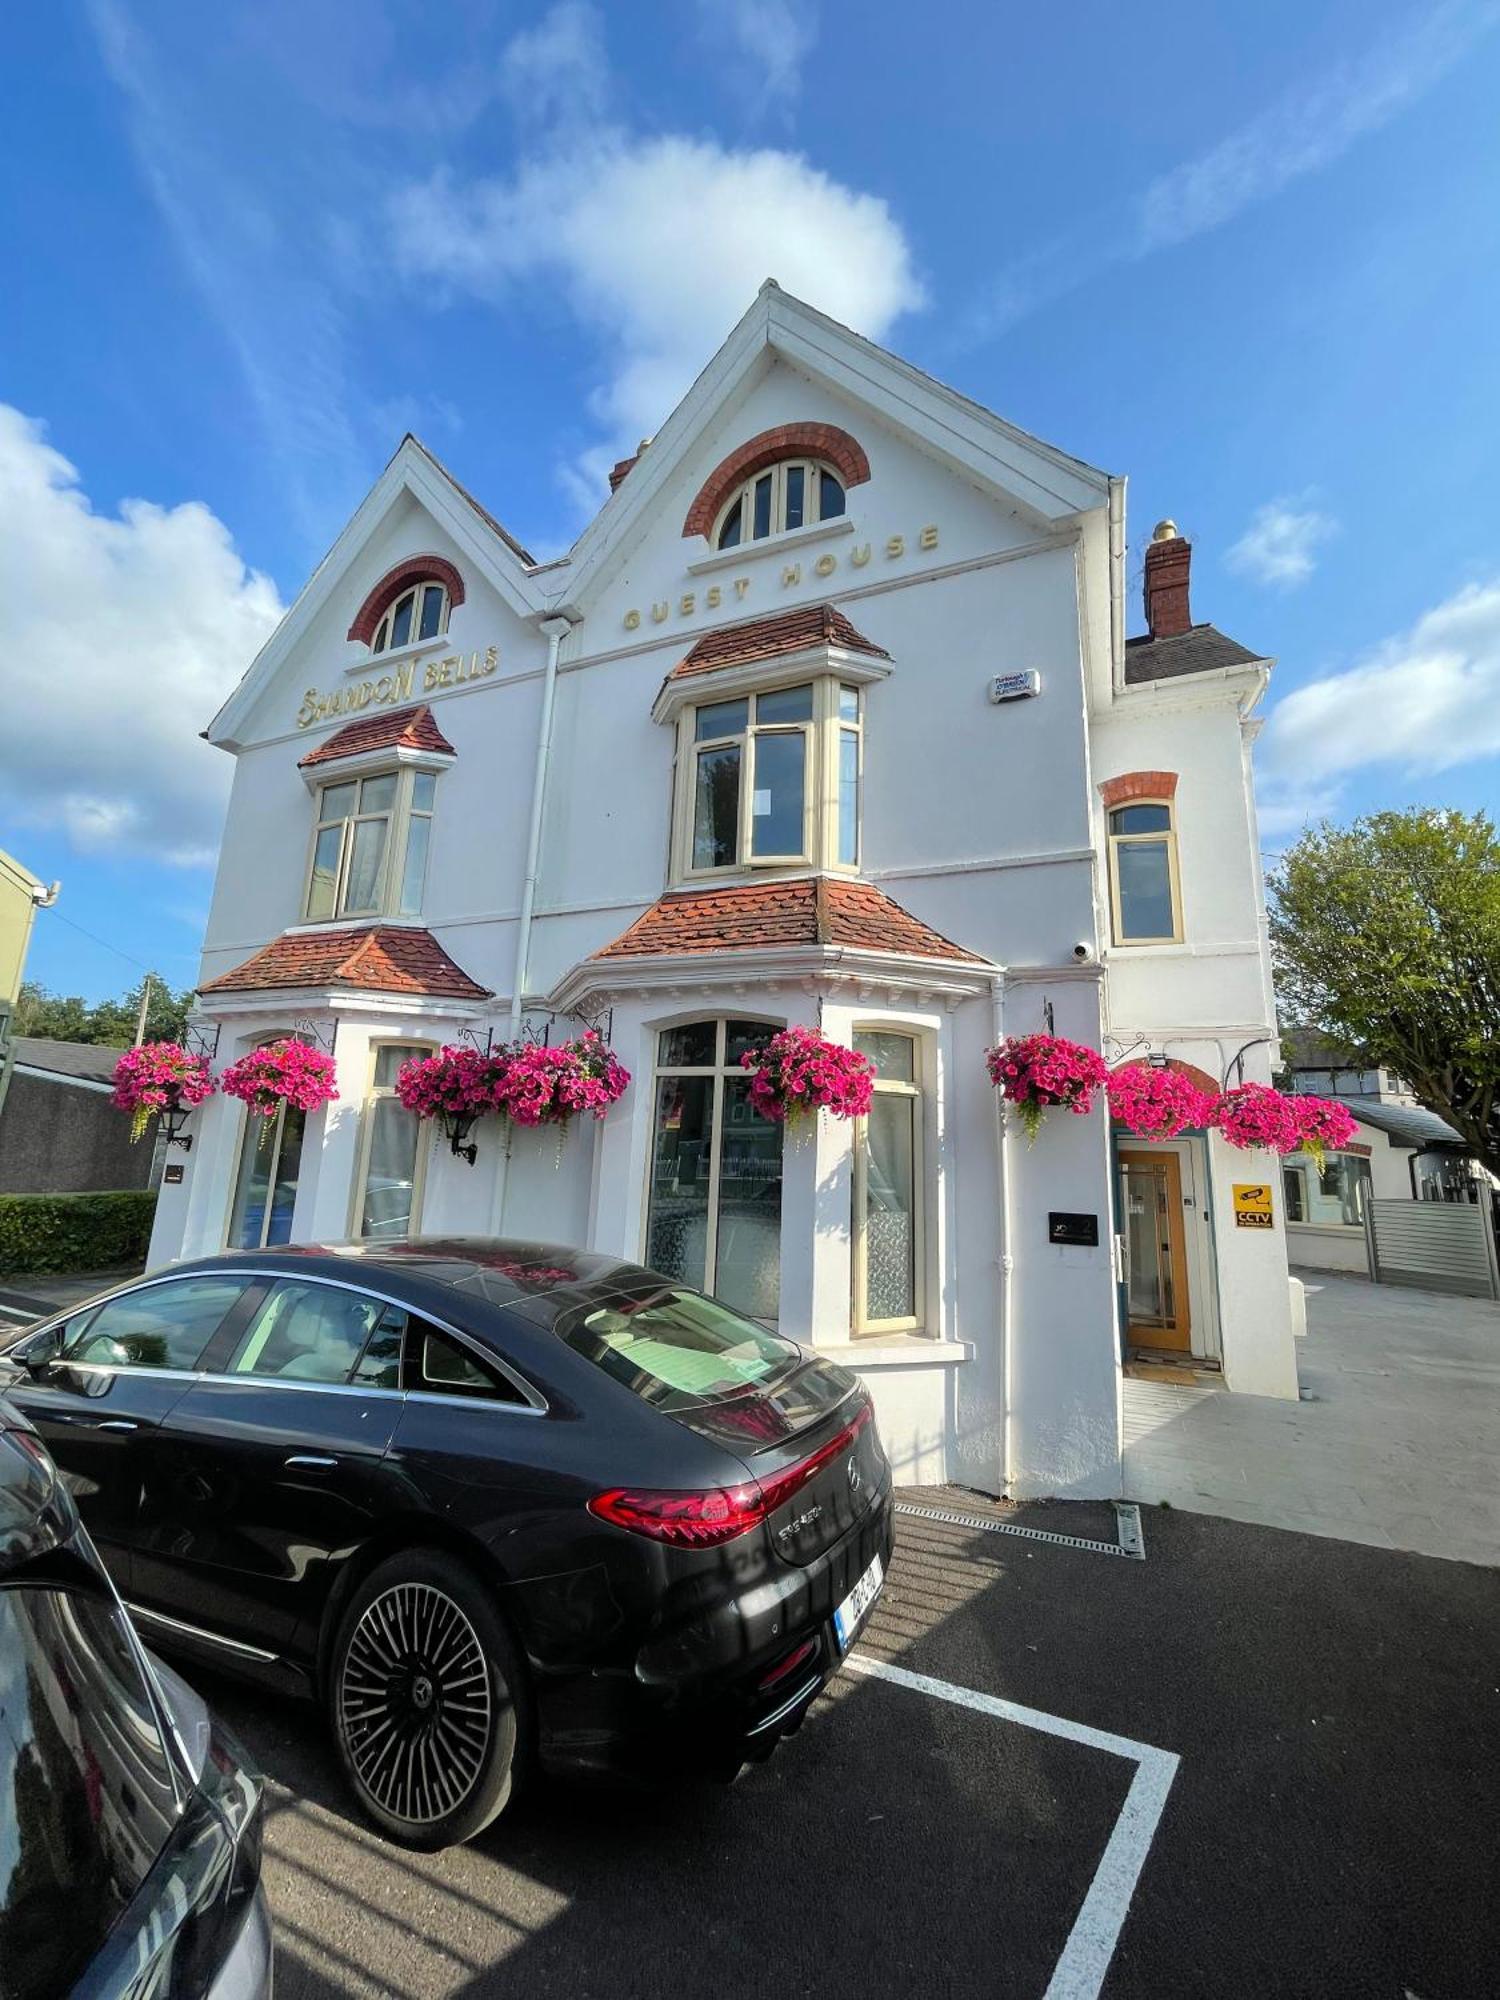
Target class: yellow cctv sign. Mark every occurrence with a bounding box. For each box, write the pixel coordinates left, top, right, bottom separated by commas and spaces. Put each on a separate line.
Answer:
1232, 1182, 1274, 1230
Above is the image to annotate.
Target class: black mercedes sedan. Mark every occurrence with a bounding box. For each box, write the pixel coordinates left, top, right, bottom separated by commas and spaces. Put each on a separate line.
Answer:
0, 1241, 893, 1850
0, 1395, 271, 1999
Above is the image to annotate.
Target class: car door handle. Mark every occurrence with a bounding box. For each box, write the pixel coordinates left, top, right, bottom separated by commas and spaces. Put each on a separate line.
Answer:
93, 1418, 140, 1432
284, 1454, 337, 1470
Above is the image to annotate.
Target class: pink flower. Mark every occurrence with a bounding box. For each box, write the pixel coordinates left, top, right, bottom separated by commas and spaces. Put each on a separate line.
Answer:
111, 1042, 215, 1143
220, 1039, 339, 1121
739, 1026, 875, 1126
1105, 1064, 1213, 1141
1292, 1094, 1359, 1168
985, 1033, 1109, 1142
394, 1033, 631, 1137
1208, 1082, 1306, 1154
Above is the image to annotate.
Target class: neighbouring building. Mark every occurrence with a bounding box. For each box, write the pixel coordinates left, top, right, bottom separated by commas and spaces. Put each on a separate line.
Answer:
0, 1038, 157, 1197
0, 847, 58, 1122
149, 284, 1303, 1497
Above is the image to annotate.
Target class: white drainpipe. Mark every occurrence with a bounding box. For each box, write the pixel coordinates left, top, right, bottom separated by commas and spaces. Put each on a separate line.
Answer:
990, 971, 1014, 1495
489, 613, 574, 1234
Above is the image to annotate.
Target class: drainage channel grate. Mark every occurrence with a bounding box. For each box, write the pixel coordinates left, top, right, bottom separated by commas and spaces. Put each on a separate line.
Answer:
896, 1500, 1146, 1561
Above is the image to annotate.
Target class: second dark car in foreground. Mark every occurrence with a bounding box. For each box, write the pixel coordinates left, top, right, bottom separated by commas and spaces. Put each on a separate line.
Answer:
0, 1239, 894, 1849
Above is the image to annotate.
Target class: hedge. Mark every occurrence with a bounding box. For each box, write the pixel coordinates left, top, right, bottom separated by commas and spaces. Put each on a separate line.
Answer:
0, 1190, 158, 1277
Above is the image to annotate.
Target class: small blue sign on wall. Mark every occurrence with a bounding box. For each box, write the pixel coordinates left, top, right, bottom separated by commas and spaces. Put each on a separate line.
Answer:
989, 669, 1041, 704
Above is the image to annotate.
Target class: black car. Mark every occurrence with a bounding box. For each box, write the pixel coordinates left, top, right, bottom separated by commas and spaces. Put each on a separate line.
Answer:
0, 1395, 271, 1999
0, 1240, 893, 1850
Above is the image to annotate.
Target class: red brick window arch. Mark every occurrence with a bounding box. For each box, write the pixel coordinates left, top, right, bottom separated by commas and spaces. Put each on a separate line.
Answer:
682, 423, 871, 543
348, 555, 465, 652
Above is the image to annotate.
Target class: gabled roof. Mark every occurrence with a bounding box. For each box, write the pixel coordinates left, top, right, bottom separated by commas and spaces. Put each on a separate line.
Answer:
669, 603, 890, 683
298, 703, 456, 769
1124, 625, 1266, 685
591, 877, 987, 964
199, 925, 490, 1001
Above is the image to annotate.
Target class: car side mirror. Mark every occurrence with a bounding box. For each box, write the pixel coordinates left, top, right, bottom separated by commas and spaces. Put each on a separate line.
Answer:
19, 1327, 63, 1377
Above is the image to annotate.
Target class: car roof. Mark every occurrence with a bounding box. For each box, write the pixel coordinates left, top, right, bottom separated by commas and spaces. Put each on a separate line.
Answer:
160, 1237, 663, 1323
0, 1395, 74, 1576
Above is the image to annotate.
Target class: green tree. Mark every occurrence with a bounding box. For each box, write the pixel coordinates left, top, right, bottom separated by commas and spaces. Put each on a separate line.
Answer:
1269, 808, 1500, 1179
11, 974, 192, 1047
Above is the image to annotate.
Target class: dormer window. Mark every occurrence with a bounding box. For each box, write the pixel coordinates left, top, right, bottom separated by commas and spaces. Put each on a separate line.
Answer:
305, 769, 437, 921
714, 460, 846, 551
371, 580, 450, 654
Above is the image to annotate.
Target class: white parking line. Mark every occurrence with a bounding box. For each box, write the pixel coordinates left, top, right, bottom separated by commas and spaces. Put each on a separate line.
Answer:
848, 1656, 1179, 2000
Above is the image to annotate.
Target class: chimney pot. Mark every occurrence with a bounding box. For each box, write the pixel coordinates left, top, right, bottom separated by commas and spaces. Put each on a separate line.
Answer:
1144, 523, 1192, 639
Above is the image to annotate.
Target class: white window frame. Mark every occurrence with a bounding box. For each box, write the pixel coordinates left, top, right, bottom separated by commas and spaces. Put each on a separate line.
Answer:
371, 581, 450, 655
350, 1039, 435, 1242
851, 1030, 926, 1337
673, 677, 863, 882
712, 459, 847, 551
642, 1017, 784, 1298
223, 1036, 307, 1252
302, 766, 438, 922
1107, 799, 1184, 945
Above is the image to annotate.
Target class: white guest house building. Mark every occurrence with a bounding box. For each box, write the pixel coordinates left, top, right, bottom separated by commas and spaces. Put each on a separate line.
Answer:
151, 284, 1302, 1498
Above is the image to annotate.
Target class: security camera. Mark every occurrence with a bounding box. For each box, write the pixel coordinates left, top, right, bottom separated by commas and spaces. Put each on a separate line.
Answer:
1072, 941, 1093, 963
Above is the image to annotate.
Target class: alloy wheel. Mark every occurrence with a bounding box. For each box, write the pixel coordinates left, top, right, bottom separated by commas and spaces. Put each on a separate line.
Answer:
337, 1581, 493, 1826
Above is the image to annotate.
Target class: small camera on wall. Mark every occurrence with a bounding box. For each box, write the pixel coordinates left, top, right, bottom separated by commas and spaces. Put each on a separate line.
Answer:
1072, 941, 1093, 963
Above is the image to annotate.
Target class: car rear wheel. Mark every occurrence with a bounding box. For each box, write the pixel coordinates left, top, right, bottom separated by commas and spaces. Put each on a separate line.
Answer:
328, 1549, 525, 1849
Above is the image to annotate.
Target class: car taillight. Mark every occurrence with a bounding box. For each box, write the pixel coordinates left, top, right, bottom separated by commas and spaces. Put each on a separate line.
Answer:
589, 1399, 873, 1549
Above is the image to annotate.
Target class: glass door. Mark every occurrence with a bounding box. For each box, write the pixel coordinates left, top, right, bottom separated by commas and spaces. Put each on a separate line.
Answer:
1119, 1149, 1192, 1352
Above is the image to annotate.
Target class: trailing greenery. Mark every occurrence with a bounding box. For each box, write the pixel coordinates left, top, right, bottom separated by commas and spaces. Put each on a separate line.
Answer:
1269, 808, 1500, 1179
12, 975, 193, 1047
0, 1190, 158, 1276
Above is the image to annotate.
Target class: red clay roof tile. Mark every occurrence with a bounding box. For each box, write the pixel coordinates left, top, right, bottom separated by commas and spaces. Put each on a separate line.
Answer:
591, 878, 984, 963
199, 925, 490, 999
668, 603, 889, 683
297, 704, 456, 769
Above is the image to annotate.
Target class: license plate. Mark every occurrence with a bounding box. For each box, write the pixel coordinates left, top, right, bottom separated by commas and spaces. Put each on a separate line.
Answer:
832, 1552, 884, 1652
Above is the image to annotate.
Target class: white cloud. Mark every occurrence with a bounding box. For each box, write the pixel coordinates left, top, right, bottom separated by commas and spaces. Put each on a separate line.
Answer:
501, 0, 610, 133
390, 3, 921, 508
696, 0, 819, 115
959, 1, 1496, 343
0, 406, 283, 864
1227, 498, 1338, 589
1259, 580, 1500, 817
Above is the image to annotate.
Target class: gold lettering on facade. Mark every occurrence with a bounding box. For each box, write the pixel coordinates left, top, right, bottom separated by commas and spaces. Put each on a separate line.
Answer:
886, 535, 905, 559
849, 543, 871, 568
781, 563, 802, 588
617, 523, 940, 631
623, 608, 641, 631
297, 659, 419, 729
920, 524, 939, 550
814, 552, 837, 578
679, 593, 695, 616
734, 578, 750, 599
652, 601, 669, 623
706, 585, 721, 608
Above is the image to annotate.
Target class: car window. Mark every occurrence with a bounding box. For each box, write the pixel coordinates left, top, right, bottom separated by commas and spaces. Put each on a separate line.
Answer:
557, 1284, 800, 1413
0, 1584, 180, 1999
60, 1276, 250, 1372
409, 1326, 526, 1404
351, 1303, 407, 1389
224, 1279, 387, 1384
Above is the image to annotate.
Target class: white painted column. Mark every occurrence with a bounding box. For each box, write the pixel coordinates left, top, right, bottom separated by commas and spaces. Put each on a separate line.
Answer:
1204, 1131, 1299, 1399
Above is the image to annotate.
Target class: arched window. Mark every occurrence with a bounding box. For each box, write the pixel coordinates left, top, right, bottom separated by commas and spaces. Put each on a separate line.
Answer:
714, 460, 846, 551
226, 1040, 307, 1250
353, 1042, 434, 1241
645, 1019, 783, 1320
371, 579, 450, 654
1107, 801, 1182, 944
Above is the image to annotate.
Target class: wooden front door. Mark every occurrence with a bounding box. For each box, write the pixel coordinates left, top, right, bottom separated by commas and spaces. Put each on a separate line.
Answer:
1119, 1149, 1192, 1352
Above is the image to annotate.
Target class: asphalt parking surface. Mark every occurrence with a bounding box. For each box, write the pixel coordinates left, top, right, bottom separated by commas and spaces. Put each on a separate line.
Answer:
190, 1495, 1500, 2000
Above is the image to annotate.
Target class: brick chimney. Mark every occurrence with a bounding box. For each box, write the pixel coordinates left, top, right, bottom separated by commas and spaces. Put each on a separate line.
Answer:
608, 434, 654, 494
1143, 519, 1192, 639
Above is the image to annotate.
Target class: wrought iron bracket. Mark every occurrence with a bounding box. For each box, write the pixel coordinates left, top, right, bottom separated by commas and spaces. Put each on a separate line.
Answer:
183, 1022, 221, 1062
455, 1025, 495, 1058
290, 1017, 338, 1058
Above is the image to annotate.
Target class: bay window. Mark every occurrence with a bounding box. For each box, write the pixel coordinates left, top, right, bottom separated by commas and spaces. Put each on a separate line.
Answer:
304, 767, 438, 922
679, 680, 863, 878
645, 1019, 783, 1322
851, 1031, 924, 1334
353, 1043, 431, 1240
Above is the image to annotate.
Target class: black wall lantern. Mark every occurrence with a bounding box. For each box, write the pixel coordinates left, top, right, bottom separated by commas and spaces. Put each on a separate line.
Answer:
442, 1111, 481, 1167
158, 1103, 196, 1151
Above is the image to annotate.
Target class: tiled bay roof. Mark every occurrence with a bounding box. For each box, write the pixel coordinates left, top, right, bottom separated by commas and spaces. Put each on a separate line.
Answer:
199, 925, 490, 1000
668, 603, 890, 682
1123, 625, 1265, 685
298, 704, 456, 769
591, 877, 986, 963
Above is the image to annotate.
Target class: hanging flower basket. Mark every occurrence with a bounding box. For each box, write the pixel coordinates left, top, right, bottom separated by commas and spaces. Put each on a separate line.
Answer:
1105, 1063, 1214, 1142
110, 1042, 215, 1144
395, 1045, 512, 1164
739, 1026, 875, 1127
1291, 1094, 1360, 1170
493, 1033, 632, 1130
220, 1040, 339, 1139
1207, 1082, 1307, 1154
985, 1032, 1109, 1144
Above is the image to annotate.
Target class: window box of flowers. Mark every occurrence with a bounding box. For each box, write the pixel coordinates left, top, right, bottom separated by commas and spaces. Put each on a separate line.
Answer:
740, 1026, 875, 1128
110, 1042, 216, 1145
985, 1032, 1109, 1143
493, 1033, 631, 1131
220, 1039, 339, 1141
395, 1045, 513, 1164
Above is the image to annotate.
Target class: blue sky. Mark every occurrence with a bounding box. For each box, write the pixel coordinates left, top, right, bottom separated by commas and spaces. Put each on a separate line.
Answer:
3, 0, 1499, 1000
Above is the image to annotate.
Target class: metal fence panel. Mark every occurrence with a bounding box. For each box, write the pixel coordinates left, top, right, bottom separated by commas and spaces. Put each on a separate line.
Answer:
1366, 1198, 1500, 1299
